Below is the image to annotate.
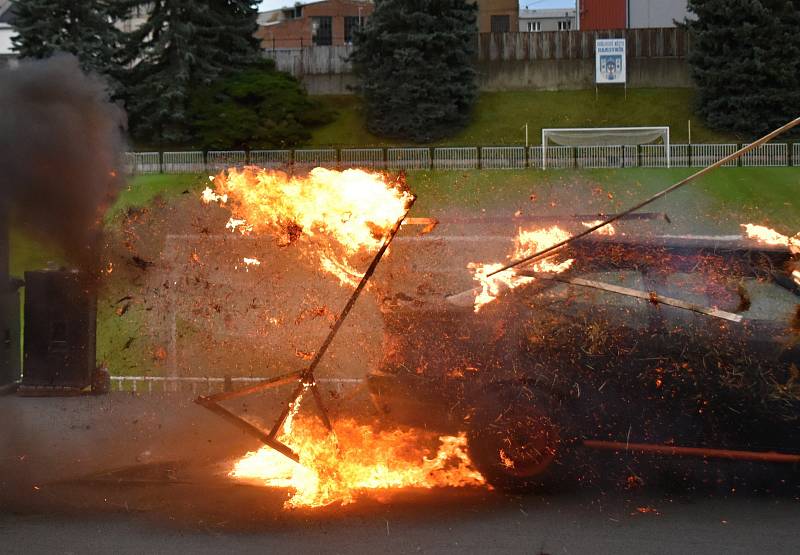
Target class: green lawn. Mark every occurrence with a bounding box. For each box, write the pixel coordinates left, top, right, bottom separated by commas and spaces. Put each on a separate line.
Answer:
405, 167, 800, 234
12, 167, 799, 279
311, 89, 738, 147
106, 173, 210, 221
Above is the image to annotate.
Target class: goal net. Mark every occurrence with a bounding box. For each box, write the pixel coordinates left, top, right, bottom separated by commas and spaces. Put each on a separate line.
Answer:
541, 126, 670, 169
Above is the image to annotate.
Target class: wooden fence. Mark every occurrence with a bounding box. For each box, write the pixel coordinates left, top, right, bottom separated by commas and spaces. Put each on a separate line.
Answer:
262, 28, 690, 77
477, 28, 690, 62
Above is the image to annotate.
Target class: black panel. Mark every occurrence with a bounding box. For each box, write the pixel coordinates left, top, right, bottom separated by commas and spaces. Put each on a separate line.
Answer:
0, 207, 8, 280
0, 288, 20, 385
22, 271, 96, 389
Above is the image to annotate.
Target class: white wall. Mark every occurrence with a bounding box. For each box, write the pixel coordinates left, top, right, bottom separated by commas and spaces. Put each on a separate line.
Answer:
0, 26, 15, 55
628, 0, 692, 29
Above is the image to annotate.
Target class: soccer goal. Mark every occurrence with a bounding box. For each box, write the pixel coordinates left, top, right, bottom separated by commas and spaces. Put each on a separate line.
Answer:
541, 127, 670, 169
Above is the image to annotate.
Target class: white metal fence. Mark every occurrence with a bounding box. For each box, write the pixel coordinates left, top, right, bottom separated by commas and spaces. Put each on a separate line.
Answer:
670, 144, 690, 167
340, 148, 385, 169
740, 143, 789, 167
124, 152, 161, 174
111, 375, 362, 395
641, 145, 669, 168
163, 151, 205, 173
294, 148, 338, 169
387, 147, 431, 170
576, 145, 624, 169
124, 143, 800, 175
250, 149, 291, 168
433, 147, 479, 170
480, 146, 526, 169
691, 144, 738, 168
534, 146, 575, 169
207, 150, 246, 172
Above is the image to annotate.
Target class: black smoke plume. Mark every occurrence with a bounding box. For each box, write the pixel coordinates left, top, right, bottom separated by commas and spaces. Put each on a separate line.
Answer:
0, 54, 126, 277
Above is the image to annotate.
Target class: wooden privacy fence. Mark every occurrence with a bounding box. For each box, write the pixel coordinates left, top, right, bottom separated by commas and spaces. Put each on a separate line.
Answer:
123, 143, 800, 175
261, 29, 689, 78
478, 28, 690, 62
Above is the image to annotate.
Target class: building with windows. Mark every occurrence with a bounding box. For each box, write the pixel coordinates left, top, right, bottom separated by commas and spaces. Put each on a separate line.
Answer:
519, 7, 576, 32
577, 0, 691, 30
256, 0, 373, 49
476, 0, 519, 33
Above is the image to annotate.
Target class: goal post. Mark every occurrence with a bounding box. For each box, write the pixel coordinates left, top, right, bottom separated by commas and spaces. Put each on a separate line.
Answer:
541, 127, 670, 169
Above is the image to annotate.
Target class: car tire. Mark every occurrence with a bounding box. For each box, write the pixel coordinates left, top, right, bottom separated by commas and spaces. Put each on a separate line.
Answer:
467, 388, 564, 493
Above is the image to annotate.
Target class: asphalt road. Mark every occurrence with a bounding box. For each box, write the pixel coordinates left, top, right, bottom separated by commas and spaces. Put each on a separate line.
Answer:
1, 485, 798, 554
2, 393, 798, 555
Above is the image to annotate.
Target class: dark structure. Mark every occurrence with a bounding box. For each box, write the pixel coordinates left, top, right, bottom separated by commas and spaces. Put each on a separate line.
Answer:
21, 270, 96, 391
0, 213, 22, 386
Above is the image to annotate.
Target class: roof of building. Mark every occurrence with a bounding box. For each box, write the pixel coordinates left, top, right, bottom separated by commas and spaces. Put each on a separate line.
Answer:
0, 0, 16, 25
519, 8, 576, 19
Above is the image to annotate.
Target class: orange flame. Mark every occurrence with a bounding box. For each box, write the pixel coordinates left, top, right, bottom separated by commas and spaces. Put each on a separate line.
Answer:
203, 167, 412, 286
581, 220, 617, 236
230, 411, 485, 508
741, 224, 799, 254
470, 226, 574, 312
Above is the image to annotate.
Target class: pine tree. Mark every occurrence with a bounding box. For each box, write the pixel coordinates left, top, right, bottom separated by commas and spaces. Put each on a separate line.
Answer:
686, 0, 800, 137
11, 0, 122, 83
121, 0, 260, 144
350, 0, 478, 142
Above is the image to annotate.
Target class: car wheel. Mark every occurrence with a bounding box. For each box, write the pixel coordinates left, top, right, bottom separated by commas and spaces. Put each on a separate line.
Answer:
467, 390, 563, 493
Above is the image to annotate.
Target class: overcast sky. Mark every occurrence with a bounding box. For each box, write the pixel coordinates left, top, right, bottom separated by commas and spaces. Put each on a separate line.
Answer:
258, 1, 576, 13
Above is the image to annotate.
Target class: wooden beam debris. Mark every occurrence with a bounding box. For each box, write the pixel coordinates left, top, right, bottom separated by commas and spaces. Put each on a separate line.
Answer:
518, 271, 743, 323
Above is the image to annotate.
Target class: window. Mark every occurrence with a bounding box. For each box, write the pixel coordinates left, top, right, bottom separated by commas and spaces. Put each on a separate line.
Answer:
490, 15, 510, 33
527, 21, 541, 32
558, 20, 572, 31
344, 15, 363, 44
311, 16, 332, 46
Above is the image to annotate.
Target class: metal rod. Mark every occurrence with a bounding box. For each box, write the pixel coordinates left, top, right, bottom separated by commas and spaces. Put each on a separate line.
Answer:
519, 272, 743, 323
486, 116, 800, 279
402, 212, 668, 228
198, 369, 302, 404
584, 439, 800, 464
269, 382, 307, 440
271, 198, 416, 439
302, 195, 416, 380
195, 396, 300, 462
311, 383, 334, 432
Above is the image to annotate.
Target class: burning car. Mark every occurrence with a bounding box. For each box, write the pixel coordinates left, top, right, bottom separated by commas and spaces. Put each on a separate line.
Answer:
368, 232, 800, 492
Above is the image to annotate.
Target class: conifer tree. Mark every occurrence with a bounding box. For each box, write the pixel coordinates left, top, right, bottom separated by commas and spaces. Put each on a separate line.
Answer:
120, 0, 260, 144
350, 0, 479, 142
686, 0, 800, 137
11, 0, 123, 85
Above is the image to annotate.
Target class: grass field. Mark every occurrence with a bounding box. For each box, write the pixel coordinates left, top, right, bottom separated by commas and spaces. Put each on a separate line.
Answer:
310, 89, 738, 147
407, 167, 800, 234
8, 166, 799, 377
11, 166, 800, 279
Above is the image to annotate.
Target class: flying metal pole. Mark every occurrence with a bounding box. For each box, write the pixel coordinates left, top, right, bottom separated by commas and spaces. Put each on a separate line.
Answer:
484, 116, 800, 280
